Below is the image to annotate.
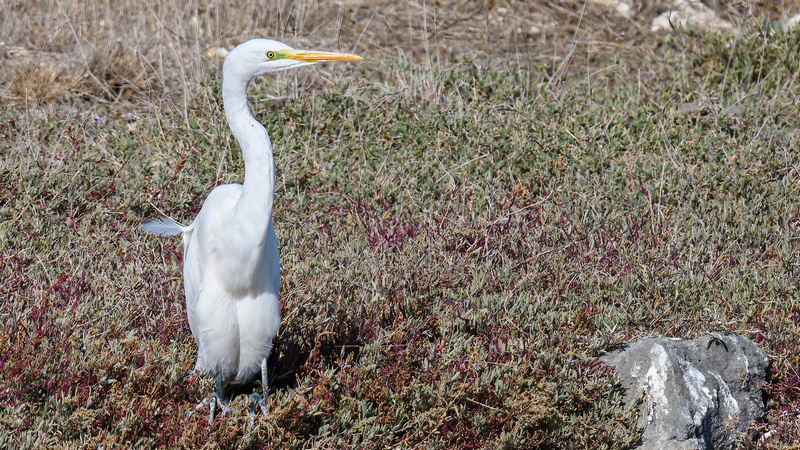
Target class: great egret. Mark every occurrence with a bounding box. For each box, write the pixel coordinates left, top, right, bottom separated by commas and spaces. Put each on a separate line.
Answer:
141, 39, 361, 423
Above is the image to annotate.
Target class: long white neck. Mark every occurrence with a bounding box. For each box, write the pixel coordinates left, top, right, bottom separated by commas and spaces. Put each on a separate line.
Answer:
222, 69, 275, 240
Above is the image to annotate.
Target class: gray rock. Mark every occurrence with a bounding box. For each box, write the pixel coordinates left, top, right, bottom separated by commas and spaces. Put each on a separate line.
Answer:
602, 334, 769, 450
651, 0, 734, 32
587, 0, 635, 19
787, 14, 800, 30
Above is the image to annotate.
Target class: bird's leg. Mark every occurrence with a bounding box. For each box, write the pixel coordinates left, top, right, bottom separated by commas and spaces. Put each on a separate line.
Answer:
259, 357, 269, 415
208, 375, 232, 424
248, 393, 261, 426
247, 359, 269, 426
208, 392, 217, 425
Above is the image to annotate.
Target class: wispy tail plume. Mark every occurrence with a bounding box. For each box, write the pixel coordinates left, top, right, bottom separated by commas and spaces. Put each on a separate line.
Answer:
140, 217, 185, 236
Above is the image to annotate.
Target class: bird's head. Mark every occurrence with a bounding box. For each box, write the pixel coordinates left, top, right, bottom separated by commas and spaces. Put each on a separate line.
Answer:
223, 39, 362, 80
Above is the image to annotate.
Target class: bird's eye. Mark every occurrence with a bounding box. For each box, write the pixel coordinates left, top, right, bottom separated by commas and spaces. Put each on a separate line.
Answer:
266, 51, 275, 59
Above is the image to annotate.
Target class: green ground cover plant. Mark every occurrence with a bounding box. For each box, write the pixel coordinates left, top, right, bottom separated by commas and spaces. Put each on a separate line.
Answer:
1, 2, 799, 447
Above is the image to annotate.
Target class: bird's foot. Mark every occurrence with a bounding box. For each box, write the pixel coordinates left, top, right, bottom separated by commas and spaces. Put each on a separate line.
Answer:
248, 393, 268, 426
186, 397, 209, 417
208, 393, 233, 424
248, 393, 260, 426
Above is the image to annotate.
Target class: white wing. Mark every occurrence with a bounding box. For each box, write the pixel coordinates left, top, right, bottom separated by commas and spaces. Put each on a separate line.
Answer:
182, 184, 243, 375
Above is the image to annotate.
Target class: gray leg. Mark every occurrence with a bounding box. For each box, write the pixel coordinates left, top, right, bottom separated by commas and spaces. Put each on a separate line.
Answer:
209, 374, 232, 424
248, 393, 261, 426
247, 359, 269, 426
208, 393, 217, 425
259, 357, 268, 415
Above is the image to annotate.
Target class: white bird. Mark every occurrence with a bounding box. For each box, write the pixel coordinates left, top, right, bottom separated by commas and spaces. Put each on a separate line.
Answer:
141, 39, 361, 423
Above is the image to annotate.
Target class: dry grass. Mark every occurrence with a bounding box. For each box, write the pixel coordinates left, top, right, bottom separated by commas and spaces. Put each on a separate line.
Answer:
2, 0, 800, 448
2, 0, 794, 107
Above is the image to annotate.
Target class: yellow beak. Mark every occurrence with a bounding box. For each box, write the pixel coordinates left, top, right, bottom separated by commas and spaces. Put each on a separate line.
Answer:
285, 50, 363, 62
